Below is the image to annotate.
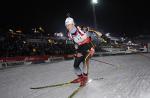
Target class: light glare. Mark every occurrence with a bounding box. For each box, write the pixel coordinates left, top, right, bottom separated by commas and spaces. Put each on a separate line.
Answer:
92, 0, 98, 4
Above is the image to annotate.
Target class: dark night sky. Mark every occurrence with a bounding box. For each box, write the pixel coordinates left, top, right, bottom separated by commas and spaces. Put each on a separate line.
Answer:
0, 0, 150, 37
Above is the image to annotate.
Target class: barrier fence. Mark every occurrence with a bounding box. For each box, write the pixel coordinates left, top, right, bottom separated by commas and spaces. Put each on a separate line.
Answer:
0, 55, 55, 68
0, 50, 149, 69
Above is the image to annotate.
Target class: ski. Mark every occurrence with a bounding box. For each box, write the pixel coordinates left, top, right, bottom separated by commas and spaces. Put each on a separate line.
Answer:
30, 81, 73, 89
68, 78, 104, 98
68, 86, 83, 98
30, 77, 103, 89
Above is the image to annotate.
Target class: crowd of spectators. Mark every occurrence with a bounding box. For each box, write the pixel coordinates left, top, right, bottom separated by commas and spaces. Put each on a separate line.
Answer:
0, 29, 76, 58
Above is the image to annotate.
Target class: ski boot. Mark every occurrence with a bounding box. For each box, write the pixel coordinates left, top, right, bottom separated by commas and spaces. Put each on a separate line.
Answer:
71, 75, 83, 83
80, 73, 88, 87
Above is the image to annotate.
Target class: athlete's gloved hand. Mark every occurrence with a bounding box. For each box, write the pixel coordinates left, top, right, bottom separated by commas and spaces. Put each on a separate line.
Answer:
74, 53, 83, 57
89, 47, 95, 57
74, 44, 78, 49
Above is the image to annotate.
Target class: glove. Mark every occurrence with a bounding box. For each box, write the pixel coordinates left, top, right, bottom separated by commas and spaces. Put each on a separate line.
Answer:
88, 47, 95, 57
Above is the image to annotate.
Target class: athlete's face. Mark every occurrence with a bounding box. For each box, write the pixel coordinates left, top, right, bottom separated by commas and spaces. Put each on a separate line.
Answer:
66, 24, 74, 32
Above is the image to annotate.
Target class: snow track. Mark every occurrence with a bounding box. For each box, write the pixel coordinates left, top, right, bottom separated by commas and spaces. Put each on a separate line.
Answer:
0, 53, 150, 98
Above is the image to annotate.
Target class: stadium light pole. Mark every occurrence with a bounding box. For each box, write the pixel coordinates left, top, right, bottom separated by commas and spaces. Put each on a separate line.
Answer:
91, 0, 98, 30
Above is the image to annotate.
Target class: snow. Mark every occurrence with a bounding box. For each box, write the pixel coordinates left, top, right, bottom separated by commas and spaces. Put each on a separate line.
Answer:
0, 53, 150, 98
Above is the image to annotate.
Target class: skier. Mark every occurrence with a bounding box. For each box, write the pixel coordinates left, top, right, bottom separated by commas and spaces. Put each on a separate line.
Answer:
65, 17, 101, 86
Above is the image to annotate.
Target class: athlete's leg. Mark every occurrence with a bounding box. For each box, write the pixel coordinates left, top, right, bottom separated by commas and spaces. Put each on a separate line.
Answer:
80, 48, 95, 86
73, 55, 84, 75
71, 53, 84, 83
83, 47, 95, 74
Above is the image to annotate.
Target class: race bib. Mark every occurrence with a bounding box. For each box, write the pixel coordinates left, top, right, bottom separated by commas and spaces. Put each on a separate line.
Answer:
73, 32, 87, 43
